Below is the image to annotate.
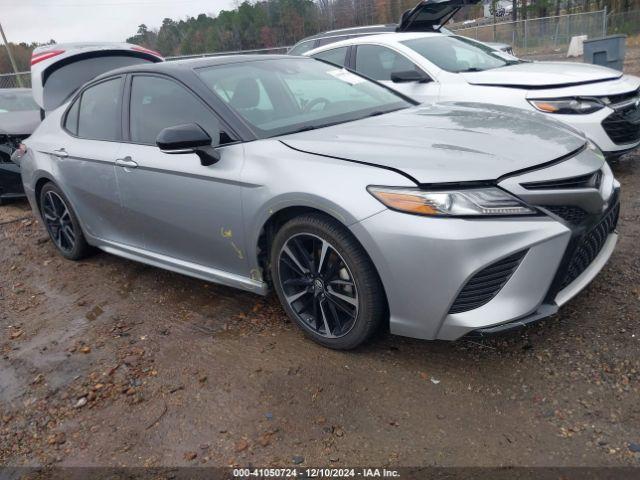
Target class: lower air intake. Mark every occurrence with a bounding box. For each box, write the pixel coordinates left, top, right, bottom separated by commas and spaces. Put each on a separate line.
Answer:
448, 250, 528, 314
559, 201, 620, 289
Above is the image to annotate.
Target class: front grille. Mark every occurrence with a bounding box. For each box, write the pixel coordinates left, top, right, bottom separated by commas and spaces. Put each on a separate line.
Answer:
603, 88, 639, 106
521, 171, 601, 191
449, 250, 527, 314
544, 205, 589, 225
559, 199, 620, 289
602, 103, 640, 145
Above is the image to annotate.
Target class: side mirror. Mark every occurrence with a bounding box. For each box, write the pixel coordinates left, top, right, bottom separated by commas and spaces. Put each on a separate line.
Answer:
156, 123, 221, 166
390, 70, 431, 84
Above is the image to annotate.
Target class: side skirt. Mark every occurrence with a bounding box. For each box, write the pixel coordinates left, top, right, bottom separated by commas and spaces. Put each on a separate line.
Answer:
92, 238, 268, 296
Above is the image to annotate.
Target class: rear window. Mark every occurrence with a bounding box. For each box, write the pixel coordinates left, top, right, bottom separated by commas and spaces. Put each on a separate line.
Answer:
76, 78, 122, 141
0, 90, 38, 113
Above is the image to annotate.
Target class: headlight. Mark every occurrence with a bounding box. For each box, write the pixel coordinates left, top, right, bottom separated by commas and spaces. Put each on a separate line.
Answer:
367, 186, 536, 217
529, 97, 604, 115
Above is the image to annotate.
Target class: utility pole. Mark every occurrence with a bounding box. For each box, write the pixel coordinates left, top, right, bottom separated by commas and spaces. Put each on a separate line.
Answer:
0, 19, 24, 87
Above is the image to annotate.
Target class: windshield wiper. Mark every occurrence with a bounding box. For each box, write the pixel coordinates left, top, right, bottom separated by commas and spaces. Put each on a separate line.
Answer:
289, 120, 344, 134
290, 125, 318, 133
456, 67, 485, 73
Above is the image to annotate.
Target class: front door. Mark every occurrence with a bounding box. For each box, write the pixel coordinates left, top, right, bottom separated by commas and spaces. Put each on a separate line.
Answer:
114, 74, 247, 276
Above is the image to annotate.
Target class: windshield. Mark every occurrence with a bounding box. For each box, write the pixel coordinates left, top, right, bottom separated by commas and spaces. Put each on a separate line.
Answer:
402, 35, 520, 73
0, 90, 38, 113
196, 58, 410, 138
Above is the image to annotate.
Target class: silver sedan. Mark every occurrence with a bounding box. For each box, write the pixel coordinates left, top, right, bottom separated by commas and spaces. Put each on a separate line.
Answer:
15, 55, 620, 349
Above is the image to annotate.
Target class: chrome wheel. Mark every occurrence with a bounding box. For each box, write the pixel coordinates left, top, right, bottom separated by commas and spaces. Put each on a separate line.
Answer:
278, 233, 359, 338
42, 190, 76, 253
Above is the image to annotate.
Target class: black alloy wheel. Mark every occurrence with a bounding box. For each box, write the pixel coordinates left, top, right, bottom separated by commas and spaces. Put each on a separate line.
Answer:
39, 182, 92, 260
270, 214, 386, 349
278, 232, 359, 339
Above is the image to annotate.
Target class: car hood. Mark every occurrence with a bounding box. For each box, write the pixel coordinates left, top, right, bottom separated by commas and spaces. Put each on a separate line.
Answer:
460, 61, 621, 88
280, 103, 586, 184
0, 110, 41, 136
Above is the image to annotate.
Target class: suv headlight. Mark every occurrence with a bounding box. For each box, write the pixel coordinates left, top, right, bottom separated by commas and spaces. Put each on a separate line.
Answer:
368, 186, 536, 217
529, 97, 604, 115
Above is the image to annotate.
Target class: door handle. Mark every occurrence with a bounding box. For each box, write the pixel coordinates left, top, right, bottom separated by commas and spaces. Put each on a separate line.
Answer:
115, 156, 138, 169
51, 148, 68, 158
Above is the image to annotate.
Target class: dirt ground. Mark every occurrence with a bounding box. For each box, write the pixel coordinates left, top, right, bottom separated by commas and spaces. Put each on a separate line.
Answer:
1, 59, 640, 470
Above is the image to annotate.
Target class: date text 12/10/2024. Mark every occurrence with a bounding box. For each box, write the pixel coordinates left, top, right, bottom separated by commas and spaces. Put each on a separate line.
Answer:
232, 468, 401, 478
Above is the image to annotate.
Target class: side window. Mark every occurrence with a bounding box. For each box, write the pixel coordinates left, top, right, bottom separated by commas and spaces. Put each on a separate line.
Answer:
312, 47, 349, 68
64, 98, 80, 135
355, 45, 422, 81
77, 78, 122, 141
129, 75, 223, 145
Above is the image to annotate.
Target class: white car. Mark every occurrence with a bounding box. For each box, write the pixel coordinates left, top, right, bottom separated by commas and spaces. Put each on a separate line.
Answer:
30, 42, 163, 114
305, 31, 640, 159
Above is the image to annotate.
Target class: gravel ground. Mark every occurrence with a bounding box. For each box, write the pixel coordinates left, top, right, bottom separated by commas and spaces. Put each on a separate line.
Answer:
1, 59, 639, 469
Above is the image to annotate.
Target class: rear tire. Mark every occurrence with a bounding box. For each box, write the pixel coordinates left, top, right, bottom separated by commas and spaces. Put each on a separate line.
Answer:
270, 213, 386, 350
39, 182, 92, 261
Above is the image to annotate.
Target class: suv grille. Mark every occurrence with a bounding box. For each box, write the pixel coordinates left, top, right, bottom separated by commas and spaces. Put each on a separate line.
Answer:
449, 250, 527, 314
559, 200, 620, 289
603, 88, 639, 106
544, 205, 589, 225
602, 103, 640, 145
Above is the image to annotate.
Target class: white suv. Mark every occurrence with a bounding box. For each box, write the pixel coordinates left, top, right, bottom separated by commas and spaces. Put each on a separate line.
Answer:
305, 4, 640, 159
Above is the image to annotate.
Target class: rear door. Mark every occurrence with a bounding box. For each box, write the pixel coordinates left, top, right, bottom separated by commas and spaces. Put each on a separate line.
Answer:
115, 73, 247, 275
52, 76, 126, 243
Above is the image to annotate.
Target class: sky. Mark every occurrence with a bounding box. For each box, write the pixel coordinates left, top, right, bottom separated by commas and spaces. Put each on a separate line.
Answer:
1, 0, 236, 45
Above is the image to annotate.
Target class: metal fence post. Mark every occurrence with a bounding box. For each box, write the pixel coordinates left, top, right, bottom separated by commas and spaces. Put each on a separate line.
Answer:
524, 18, 528, 51
602, 7, 607, 36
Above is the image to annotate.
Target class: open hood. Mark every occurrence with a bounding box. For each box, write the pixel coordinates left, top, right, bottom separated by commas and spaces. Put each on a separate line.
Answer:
31, 43, 163, 113
397, 0, 481, 32
281, 103, 586, 184
461, 61, 622, 89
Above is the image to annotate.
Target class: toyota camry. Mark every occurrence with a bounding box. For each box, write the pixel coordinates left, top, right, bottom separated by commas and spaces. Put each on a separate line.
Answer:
16, 53, 620, 349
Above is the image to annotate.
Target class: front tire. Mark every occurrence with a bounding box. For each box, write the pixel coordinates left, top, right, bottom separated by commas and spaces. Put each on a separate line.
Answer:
270, 213, 386, 350
39, 182, 92, 260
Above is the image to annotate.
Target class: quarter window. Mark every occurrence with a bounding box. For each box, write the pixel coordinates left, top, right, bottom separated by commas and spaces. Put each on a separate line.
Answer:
355, 45, 421, 81
77, 78, 122, 141
129, 75, 222, 145
64, 98, 80, 135
312, 47, 349, 68
288, 41, 317, 56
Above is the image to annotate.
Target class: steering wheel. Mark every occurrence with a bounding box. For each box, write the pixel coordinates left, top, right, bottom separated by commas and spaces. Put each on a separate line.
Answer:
303, 97, 331, 113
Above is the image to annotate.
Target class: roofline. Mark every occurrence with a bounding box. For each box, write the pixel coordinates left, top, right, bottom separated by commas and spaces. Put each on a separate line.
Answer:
91, 54, 310, 80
